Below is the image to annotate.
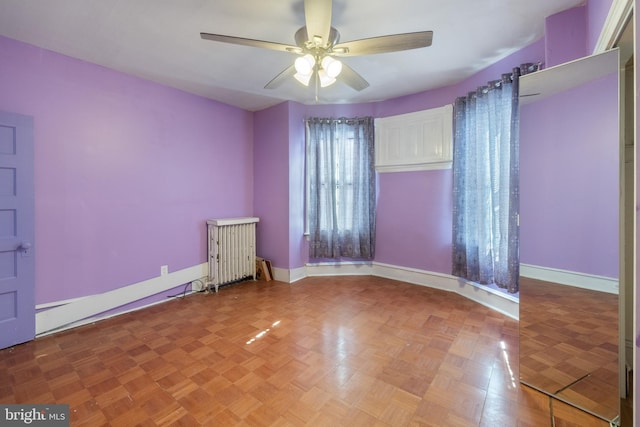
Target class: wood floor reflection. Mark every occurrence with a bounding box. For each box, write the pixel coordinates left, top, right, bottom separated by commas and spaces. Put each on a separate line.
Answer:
0, 276, 612, 426
519, 276, 619, 422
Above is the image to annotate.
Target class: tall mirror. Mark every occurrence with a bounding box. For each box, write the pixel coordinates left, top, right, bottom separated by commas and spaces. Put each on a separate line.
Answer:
518, 48, 621, 423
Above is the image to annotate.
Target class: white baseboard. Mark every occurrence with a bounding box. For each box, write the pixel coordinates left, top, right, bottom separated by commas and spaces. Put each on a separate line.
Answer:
302, 261, 519, 320
36, 290, 199, 337
36, 260, 521, 337
288, 266, 307, 283
36, 263, 208, 336
271, 266, 306, 283
520, 263, 618, 295
305, 261, 373, 277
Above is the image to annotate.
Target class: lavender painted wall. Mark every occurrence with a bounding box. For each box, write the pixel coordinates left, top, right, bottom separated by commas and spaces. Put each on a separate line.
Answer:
247, 2, 603, 279
301, 103, 378, 118
253, 39, 546, 274
375, 170, 452, 272
368, 39, 546, 121
0, 36, 254, 305
545, 6, 587, 67
354, 39, 536, 274
587, 0, 614, 53
287, 103, 307, 269
0, 0, 608, 306
520, 72, 619, 278
372, 40, 545, 274
377, 39, 541, 274
253, 102, 290, 268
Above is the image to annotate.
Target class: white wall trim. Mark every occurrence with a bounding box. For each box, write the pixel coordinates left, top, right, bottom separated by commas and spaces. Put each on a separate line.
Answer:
288, 266, 308, 283
375, 162, 452, 173
36, 260, 522, 336
305, 261, 373, 277
593, 0, 633, 54
36, 290, 199, 337
270, 266, 290, 283
36, 296, 88, 310
270, 266, 307, 283
520, 263, 619, 294
36, 262, 208, 336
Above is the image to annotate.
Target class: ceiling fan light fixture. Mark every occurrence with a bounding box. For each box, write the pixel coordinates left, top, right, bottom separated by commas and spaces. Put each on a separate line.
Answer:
321, 56, 342, 78
294, 54, 315, 75
318, 69, 336, 87
294, 72, 312, 86
201, 1, 433, 94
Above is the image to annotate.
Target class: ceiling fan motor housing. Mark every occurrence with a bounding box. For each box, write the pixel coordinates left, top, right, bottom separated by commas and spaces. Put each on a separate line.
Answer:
295, 26, 340, 50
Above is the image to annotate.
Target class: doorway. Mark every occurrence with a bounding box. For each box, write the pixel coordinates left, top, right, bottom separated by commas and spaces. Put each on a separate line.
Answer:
0, 111, 35, 349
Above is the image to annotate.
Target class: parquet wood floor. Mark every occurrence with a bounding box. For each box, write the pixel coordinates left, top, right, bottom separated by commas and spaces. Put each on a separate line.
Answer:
0, 276, 611, 426
519, 277, 619, 422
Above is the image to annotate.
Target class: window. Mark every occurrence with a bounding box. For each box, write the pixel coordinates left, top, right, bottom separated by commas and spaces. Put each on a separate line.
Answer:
452, 64, 539, 293
305, 117, 376, 259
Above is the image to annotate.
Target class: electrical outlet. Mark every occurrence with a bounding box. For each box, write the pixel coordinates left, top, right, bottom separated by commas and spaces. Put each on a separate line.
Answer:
160, 265, 168, 276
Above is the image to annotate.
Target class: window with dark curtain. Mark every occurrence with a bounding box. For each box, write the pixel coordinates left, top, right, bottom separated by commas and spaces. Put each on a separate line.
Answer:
305, 117, 376, 260
452, 63, 539, 294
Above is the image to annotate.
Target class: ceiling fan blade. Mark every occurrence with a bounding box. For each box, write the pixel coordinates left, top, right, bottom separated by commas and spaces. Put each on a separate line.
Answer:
200, 33, 301, 53
333, 31, 433, 56
304, 0, 332, 46
339, 64, 369, 91
264, 65, 296, 89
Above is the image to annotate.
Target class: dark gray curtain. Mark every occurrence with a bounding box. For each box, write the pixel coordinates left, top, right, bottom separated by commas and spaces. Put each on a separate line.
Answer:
307, 117, 376, 259
452, 64, 539, 293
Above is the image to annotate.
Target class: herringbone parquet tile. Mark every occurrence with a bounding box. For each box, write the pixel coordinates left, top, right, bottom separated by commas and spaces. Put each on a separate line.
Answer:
0, 276, 610, 425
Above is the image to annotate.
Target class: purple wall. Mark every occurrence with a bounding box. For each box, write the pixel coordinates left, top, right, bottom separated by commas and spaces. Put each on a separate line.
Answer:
544, 0, 614, 66
363, 40, 541, 274
253, 40, 546, 274
258, 2, 609, 279
0, 36, 254, 305
287, 103, 307, 269
545, 6, 587, 67
253, 103, 290, 267
371, 40, 544, 274
587, 0, 614, 53
0, 0, 618, 314
520, 73, 619, 278
375, 170, 452, 272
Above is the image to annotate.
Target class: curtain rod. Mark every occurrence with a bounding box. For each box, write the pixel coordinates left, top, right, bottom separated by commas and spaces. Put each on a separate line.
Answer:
304, 117, 372, 124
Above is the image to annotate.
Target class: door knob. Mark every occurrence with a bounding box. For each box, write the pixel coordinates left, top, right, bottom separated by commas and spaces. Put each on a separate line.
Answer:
18, 241, 32, 256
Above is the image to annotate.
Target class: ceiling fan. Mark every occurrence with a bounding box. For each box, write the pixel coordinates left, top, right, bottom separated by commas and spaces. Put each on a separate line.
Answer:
200, 0, 433, 94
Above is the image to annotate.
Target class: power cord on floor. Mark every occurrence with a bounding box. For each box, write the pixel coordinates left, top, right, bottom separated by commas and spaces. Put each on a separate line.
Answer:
167, 282, 191, 299
167, 278, 208, 299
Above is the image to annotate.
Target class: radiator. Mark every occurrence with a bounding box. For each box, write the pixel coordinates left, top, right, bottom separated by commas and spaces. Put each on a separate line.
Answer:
206, 217, 259, 292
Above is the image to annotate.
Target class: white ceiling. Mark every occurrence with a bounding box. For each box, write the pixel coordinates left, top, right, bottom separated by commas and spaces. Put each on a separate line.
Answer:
0, 0, 585, 111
